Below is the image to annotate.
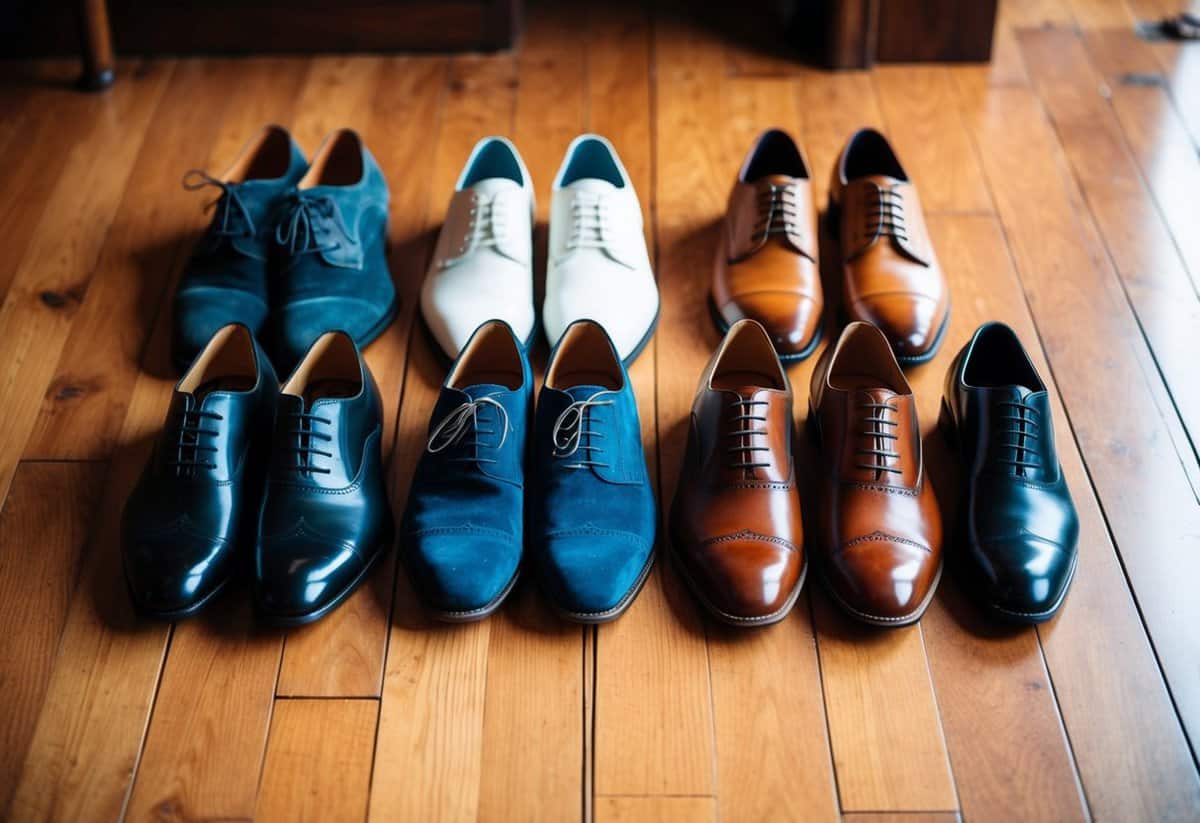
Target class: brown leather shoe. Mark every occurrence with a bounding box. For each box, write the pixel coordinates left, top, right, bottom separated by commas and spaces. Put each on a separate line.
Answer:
829, 129, 949, 365
670, 319, 806, 626
809, 321, 942, 626
711, 129, 823, 362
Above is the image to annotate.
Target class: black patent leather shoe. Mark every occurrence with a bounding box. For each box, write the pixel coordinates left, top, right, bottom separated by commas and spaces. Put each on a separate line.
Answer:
254, 331, 394, 625
941, 322, 1079, 623
122, 324, 278, 618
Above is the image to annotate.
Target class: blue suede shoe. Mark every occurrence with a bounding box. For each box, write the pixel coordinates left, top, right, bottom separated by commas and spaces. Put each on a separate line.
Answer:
401, 321, 532, 621
173, 126, 307, 370
530, 319, 657, 622
272, 129, 397, 371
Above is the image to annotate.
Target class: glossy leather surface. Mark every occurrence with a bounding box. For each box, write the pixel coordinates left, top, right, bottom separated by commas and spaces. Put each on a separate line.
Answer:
712, 130, 823, 360
942, 322, 1079, 622
173, 126, 307, 370
402, 321, 532, 620
272, 129, 397, 371
670, 319, 805, 625
254, 331, 394, 624
810, 321, 942, 626
829, 129, 949, 365
123, 324, 278, 617
530, 320, 657, 622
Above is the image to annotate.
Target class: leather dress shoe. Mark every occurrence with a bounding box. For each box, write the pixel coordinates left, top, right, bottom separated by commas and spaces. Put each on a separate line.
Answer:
402, 320, 533, 621
255, 331, 394, 625
123, 324, 278, 617
272, 129, 397, 371
173, 126, 307, 371
670, 319, 806, 626
809, 321, 942, 626
711, 129, 823, 361
829, 129, 949, 365
530, 320, 657, 622
941, 322, 1079, 622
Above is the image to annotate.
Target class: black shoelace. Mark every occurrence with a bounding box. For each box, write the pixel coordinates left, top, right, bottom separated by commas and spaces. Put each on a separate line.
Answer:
752, 183, 803, 243
274, 193, 349, 257
285, 411, 333, 476
865, 186, 907, 243
552, 391, 614, 470
994, 399, 1041, 476
727, 397, 770, 474
166, 408, 223, 476
855, 400, 901, 478
183, 170, 256, 244
426, 397, 510, 466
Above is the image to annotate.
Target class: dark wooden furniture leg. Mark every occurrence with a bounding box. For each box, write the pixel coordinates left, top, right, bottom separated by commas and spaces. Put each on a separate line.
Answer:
824, 0, 880, 69
77, 0, 115, 91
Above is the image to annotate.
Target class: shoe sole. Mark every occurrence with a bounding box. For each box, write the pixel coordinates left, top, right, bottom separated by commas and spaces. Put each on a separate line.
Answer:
256, 541, 389, 628
426, 569, 522, 623
707, 294, 824, 364
540, 548, 657, 624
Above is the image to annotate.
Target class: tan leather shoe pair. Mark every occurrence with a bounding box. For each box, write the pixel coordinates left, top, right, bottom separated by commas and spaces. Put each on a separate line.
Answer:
671, 319, 942, 628
712, 128, 950, 366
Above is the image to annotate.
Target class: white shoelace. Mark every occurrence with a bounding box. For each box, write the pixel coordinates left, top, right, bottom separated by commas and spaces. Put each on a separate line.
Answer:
551, 390, 615, 469
444, 194, 509, 266
565, 191, 607, 252
427, 397, 510, 461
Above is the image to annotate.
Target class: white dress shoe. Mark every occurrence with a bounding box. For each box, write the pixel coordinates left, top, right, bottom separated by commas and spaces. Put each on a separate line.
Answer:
545, 134, 659, 364
422, 136, 536, 359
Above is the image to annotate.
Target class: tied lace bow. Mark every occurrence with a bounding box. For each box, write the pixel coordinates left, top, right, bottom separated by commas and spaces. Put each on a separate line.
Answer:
856, 398, 901, 479
426, 396, 511, 465
183, 170, 256, 244
993, 398, 1041, 476
274, 193, 350, 257
552, 391, 614, 470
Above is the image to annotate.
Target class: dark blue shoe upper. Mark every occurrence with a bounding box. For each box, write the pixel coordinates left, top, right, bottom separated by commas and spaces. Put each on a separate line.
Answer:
123, 324, 278, 616
530, 320, 657, 619
271, 130, 396, 371
254, 331, 394, 621
402, 321, 533, 616
173, 126, 307, 369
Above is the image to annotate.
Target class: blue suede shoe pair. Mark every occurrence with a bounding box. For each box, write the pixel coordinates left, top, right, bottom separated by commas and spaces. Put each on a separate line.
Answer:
173, 126, 397, 374
402, 319, 657, 623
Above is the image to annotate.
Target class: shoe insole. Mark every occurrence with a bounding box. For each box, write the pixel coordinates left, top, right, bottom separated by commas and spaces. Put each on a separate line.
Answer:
552, 368, 621, 390
711, 369, 781, 391
303, 378, 360, 406
193, 375, 255, 400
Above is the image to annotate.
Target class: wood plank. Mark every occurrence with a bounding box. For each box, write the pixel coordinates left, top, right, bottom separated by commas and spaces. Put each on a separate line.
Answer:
368, 53, 516, 822
962, 82, 1200, 820
1063, 0, 1136, 26
24, 59, 279, 461
0, 463, 105, 816
843, 814, 960, 823
595, 796, 716, 823
276, 56, 448, 699
255, 699, 377, 823
289, 55, 384, 156
0, 60, 172, 509
593, 11, 715, 799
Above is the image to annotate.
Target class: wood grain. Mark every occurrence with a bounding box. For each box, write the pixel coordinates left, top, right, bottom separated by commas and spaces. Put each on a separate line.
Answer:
595, 796, 716, 823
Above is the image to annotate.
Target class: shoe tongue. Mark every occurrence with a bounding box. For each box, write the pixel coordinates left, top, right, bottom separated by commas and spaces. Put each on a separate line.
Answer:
757, 174, 799, 187
467, 177, 523, 196
566, 178, 618, 195
860, 174, 905, 189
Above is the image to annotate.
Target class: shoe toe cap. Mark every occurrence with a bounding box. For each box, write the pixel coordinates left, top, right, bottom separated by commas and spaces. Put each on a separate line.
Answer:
975, 536, 1074, 619
123, 534, 230, 614
407, 532, 521, 614
827, 537, 939, 623
849, 294, 942, 359
275, 295, 395, 369
539, 531, 653, 617
256, 538, 368, 618
682, 533, 802, 621
173, 290, 268, 368
718, 293, 820, 357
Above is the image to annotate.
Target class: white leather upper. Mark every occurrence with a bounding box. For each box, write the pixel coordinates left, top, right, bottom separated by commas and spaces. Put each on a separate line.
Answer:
422, 138, 536, 359
544, 135, 659, 362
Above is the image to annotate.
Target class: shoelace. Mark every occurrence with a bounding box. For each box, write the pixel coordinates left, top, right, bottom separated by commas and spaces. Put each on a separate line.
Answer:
864, 185, 907, 243
166, 408, 223, 476
183, 170, 256, 242
426, 397, 510, 465
855, 400, 901, 478
565, 191, 607, 252
552, 391, 615, 469
727, 397, 771, 473
444, 195, 509, 266
274, 193, 349, 257
752, 183, 803, 243
994, 399, 1041, 476
285, 411, 333, 476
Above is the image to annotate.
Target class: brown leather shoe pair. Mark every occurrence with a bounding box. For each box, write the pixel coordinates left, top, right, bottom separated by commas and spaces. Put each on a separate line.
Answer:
671, 320, 942, 628
711, 129, 950, 366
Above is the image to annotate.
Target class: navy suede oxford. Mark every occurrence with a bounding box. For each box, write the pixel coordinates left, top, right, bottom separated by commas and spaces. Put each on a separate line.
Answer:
402, 320, 533, 621
271, 129, 397, 371
123, 324, 278, 618
254, 331, 394, 625
173, 126, 307, 371
530, 319, 657, 622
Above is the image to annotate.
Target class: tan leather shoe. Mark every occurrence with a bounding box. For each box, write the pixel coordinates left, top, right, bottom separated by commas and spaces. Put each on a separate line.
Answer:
829, 129, 949, 365
809, 321, 942, 626
670, 319, 806, 626
712, 129, 823, 361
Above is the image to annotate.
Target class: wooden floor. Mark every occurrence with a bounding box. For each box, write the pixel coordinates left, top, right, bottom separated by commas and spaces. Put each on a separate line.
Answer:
2, 0, 1200, 820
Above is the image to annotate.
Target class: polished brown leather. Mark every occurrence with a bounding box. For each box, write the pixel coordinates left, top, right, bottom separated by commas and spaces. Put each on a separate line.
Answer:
712, 130, 823, 360
670, 319, 805, 625
829, 129, 949, 364
809, 321, 942, 625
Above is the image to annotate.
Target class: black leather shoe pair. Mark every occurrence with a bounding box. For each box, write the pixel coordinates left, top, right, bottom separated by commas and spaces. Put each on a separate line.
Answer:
122, 324, 393, 625
941, 323, 1079, 623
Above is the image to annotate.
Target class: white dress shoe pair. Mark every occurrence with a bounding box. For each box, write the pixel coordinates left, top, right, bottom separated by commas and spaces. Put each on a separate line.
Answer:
421, 134, 659, 364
